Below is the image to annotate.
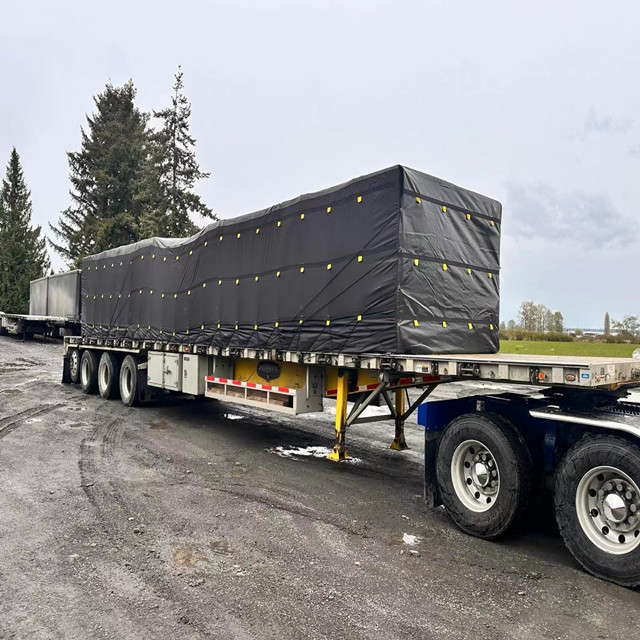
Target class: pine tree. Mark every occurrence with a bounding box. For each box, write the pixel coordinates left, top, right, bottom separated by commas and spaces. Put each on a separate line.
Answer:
50, 81, 150, 267
140, 68, 215, 238
604, 311, 611, 336
0, 148, 50, 313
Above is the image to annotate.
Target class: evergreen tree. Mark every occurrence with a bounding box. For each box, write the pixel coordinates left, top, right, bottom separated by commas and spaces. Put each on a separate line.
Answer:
0, 148, 49, 313
604, 311, 611, 336
140, 68, 215, 238
50, 81, 150, 266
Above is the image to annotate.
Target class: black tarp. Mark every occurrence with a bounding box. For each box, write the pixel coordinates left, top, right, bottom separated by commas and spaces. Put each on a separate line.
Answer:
81, 165, 501, 355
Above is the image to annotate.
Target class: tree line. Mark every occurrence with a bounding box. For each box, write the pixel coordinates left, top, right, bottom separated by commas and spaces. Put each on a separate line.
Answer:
0, 69, 213, 313
500, 301, 564, 334
502, 303, 640, 343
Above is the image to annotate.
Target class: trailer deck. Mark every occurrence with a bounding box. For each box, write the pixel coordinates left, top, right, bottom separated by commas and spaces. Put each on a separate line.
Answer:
64, 335, 640, 391
1, 312, 81, 338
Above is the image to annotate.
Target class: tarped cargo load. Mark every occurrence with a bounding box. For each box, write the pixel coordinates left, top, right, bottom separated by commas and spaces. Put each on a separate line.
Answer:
81, 165, 501, 355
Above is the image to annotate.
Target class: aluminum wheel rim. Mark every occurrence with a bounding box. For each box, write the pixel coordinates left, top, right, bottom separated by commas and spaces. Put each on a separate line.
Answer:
576, 465, 640, 555
451, 439, 500, 512
70, 351, 79, 379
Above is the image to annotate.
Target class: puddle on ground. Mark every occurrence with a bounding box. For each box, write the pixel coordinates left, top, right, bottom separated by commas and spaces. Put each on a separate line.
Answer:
210, 539, 231, 555
0, 367, 29, 375
173, 545, 210, 568
149, 419, 171, 430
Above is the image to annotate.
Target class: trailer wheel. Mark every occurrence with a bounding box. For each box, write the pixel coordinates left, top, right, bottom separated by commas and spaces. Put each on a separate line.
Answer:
120, 355, 141, 406
98, 352, 120, 400
436, 413, 532, 539
69, 349, 81, 384
80, 350, 99, 394
554, 435, 640, 587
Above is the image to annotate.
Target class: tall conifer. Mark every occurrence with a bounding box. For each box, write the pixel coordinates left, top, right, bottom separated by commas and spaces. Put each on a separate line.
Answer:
0, 148, 49, 313
50, 81, 150, 266
140, 68, 214, 238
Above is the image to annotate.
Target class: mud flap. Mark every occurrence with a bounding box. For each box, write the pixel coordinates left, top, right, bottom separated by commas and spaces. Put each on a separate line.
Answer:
424, 431, 442, 509
62, 356, 72, 384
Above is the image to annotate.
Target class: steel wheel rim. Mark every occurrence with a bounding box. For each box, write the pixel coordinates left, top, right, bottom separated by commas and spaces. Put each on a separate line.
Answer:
123, 367, 133, 397
81, 358, 89, 386
100, 362, 109, 390
70, 351, 79, 379
576, 465, 640, 555
451, 439, 500, 512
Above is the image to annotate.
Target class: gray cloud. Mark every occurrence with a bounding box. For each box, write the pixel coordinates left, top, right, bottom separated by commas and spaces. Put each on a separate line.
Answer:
584, 109, 633, 136
629, 143, 640, 158
504, 182, 636, 249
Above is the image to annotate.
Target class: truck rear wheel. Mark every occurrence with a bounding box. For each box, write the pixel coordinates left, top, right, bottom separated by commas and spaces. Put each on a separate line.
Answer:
80, 350, 99, 394
554, 435, 640, 587
98, 352, 120, 400
119, 355, 141, 406
436, 413, 532, 539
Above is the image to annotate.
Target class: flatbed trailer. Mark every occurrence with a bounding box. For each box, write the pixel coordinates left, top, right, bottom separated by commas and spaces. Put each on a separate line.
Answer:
0, 312, 81, 339
0, 270, 82, 339
42, 164, 640, 586
60, 334, 640, 586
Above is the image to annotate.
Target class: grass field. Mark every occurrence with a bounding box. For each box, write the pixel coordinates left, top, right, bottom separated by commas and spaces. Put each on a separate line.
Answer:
499, 340, 640, 358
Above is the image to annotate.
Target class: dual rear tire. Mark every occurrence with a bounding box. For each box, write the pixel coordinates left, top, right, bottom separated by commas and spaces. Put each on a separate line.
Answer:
554, 435, 640, 587
436, 413, 532, 539
436, 414, 640, 586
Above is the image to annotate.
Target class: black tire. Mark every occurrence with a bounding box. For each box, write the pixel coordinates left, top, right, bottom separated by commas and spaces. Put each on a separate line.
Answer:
119, 355, 141, 407
80, 350, 99, 394
436, 413, 533, 539
554, 435, 640, 587
69, 349, 81, 384
98, 352, 120, 400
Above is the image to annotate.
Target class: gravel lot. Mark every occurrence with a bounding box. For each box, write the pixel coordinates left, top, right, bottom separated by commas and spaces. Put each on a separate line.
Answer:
0, 335, 638, 639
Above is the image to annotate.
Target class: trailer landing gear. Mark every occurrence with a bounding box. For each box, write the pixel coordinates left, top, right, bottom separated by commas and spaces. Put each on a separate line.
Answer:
328, 371, 350, 461
327, 370, 439, 462
390, 389, 408, 450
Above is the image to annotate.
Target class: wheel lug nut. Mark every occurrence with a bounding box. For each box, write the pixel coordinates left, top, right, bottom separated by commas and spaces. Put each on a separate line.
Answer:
491, 470, 497, 477
631, 504, 638, 513
488, 460, 494, 468
617, 483, 624, 493
598, 489, 605, 497
605, 482, 613, 492
626, 491, 633, 500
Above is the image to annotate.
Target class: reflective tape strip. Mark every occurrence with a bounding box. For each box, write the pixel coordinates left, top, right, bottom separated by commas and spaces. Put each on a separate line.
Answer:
205, 376, 291, 394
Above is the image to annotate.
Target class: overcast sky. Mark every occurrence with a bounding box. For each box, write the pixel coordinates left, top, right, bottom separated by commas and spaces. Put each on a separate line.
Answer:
2, 0, 638, 328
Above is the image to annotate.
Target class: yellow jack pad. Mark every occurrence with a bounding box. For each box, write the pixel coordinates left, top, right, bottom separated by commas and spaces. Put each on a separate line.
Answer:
390, 438, 409, 451
327, 445, 351, 462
